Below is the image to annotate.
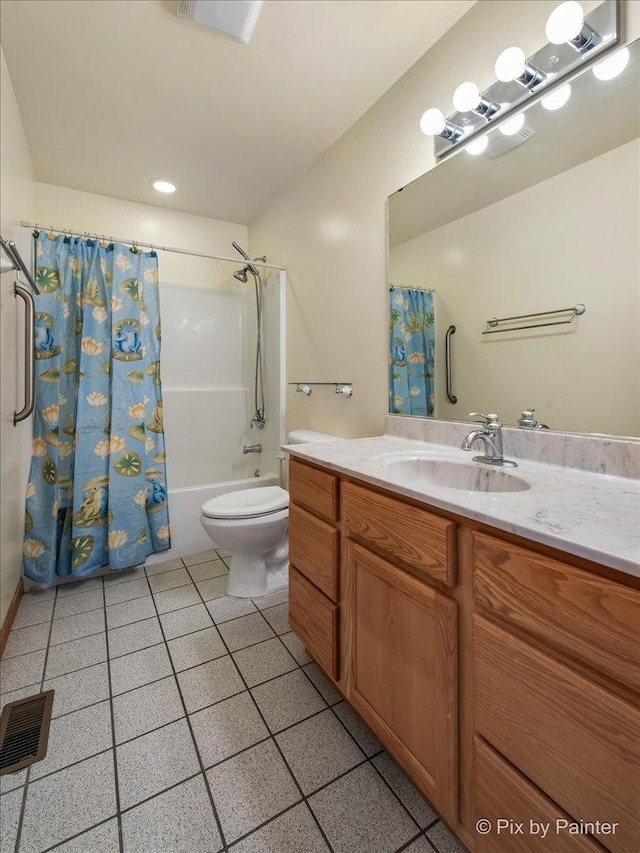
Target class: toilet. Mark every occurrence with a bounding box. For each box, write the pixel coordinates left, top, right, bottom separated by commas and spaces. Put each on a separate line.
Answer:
200, 430, 338, 598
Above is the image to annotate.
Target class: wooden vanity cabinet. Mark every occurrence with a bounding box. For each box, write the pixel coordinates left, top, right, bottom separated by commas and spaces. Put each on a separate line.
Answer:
287, 457, 640, 853
345, 541, 458, 823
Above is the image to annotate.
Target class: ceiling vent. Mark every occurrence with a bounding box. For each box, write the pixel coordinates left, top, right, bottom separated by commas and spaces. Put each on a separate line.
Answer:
486, 125, 536, 158
177, 0, 263, 43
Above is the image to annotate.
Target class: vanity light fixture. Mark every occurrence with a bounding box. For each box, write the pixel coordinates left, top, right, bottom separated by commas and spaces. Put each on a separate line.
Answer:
546, 1, 600, 53
419, 108, 463, 140
495, 47, 547, 89
420, 0, 618, 160
541, 83, 572, 110
452, 82, 501, 117
465, 135, 489, 155
499, 113, 526, 136
593, 45, 630, 79
152, 180, 176, 194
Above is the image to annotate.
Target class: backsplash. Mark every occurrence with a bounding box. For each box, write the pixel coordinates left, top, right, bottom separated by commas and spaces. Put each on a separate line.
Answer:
385, 416, 640, 481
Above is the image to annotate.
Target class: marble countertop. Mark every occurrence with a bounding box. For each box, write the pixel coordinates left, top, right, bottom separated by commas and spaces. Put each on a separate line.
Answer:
284, 435, 640, 578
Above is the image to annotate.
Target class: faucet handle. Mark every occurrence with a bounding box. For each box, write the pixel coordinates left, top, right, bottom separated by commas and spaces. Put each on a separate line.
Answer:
469, 412, 500, 426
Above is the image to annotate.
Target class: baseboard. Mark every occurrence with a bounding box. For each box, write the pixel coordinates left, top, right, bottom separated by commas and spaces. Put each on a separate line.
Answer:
0, 579, 23, 658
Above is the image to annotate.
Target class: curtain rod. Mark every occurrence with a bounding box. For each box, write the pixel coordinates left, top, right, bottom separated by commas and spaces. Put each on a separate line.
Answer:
20, 221, 286, 272
389, 284, 435, 293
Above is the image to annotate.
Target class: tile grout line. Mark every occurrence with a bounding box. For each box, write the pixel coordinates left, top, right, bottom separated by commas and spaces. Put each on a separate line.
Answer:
257, 600, 430, 841
6, 552, 444, 853
189, 580, 338, 853
21, 658, 368, 789
140, 559, 230, 853
366, 749, 433, 835
395, 830, 429, 852
4, 629, 325, 729
250, 591, 440, 841
38, 815, 120, 853
102, 582, 126, 853
12, 585, 59, 853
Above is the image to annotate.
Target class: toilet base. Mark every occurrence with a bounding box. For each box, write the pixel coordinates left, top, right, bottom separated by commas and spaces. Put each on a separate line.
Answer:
227, 552, 289, 598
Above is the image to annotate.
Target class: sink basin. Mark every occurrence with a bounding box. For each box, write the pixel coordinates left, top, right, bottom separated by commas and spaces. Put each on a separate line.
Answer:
382, 455, 531, 493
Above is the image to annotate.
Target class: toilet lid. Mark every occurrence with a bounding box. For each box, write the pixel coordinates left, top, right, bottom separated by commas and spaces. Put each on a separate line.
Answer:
202, 486, 289, 519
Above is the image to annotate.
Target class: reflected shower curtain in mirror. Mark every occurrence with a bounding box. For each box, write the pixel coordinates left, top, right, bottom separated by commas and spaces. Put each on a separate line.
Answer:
389, 286, 435, 417
23, 233, 171, 584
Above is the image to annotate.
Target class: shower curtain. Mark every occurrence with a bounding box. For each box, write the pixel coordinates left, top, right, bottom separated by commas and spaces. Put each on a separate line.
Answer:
23, 232, 171, 585
389, 286, 436, 417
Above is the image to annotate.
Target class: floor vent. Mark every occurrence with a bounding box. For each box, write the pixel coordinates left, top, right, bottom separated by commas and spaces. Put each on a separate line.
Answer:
0, 690, 54, 775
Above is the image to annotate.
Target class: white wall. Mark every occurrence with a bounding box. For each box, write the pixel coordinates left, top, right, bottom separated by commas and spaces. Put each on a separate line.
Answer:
249, 0, 640, 440
35, 182, 247, 286
390, 139, 640, 436
0, 47, 36, 625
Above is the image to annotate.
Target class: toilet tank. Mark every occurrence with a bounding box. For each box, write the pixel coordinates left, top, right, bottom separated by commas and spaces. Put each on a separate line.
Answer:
287, 430, 340, 444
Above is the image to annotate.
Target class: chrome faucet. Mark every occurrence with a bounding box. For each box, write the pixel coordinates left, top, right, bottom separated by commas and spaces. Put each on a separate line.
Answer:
243, 443, 262, 454
461, 413, 518, 468
250, 409, 266, 430
517, 408, 549, 430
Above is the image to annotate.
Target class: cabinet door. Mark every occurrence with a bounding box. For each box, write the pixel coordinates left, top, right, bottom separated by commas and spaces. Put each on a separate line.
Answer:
346, 542, 457, 824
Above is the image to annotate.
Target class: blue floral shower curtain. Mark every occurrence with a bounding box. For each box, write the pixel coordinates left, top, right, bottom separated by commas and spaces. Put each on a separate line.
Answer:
23, 233, 171, 584
388, 286, 436, 417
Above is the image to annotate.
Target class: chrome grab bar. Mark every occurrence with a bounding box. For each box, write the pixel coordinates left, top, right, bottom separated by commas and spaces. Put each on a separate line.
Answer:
483, 303, 585, 335
14, 281, 36, 425
0, 235, 39, 294
445, 324, 457, 404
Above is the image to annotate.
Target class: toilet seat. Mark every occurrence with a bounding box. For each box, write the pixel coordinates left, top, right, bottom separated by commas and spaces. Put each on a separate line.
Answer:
202, 486, 289, 520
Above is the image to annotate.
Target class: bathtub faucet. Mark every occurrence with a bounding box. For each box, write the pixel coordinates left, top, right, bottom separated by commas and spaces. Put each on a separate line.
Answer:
243, 444, 262, 454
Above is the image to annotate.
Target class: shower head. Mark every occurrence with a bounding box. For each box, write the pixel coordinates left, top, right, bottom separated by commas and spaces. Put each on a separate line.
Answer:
233, 267, 249, 283
232, 242, 265, 279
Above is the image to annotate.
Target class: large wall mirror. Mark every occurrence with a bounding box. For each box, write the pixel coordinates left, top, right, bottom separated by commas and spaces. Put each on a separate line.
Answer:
387, 38, 639, 438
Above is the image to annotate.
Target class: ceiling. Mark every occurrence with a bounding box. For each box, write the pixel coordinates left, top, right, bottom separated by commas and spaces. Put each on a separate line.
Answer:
1, 0, 474, 225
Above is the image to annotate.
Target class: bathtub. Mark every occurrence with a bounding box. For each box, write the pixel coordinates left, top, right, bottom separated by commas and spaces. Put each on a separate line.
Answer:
144, 471, 280, 565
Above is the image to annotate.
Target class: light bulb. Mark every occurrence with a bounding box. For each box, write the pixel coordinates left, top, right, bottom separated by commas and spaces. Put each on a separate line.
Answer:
453, 81, 481, 112
593, 47, 630, 80
495, 47, 526, 82
541, 83, 572, 111
152, 180, 176, 193
420, 108, 446, 136
546, 1, 584, 45
466, 135, 489, 156
499, 113, 525, 136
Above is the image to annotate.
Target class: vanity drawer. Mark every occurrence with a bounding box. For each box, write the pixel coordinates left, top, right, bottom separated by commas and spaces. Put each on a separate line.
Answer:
289, 504, 339, 601
475, 738, 602, 853
289, 458, 339, 522
289, 566, 339, 680
342, 480, 456, 587
475, 616, 640, 853
473, 532, 640, 692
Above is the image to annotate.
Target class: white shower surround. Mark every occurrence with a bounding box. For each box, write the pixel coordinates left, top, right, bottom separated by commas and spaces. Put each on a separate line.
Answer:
147, 269, 286, 563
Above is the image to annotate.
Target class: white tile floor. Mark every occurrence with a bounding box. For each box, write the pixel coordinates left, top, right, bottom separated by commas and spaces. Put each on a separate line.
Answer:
0, 549, 466, 853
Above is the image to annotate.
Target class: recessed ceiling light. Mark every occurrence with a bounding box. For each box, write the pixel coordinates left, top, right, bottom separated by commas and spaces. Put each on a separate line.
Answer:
152, 180, 176, 194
